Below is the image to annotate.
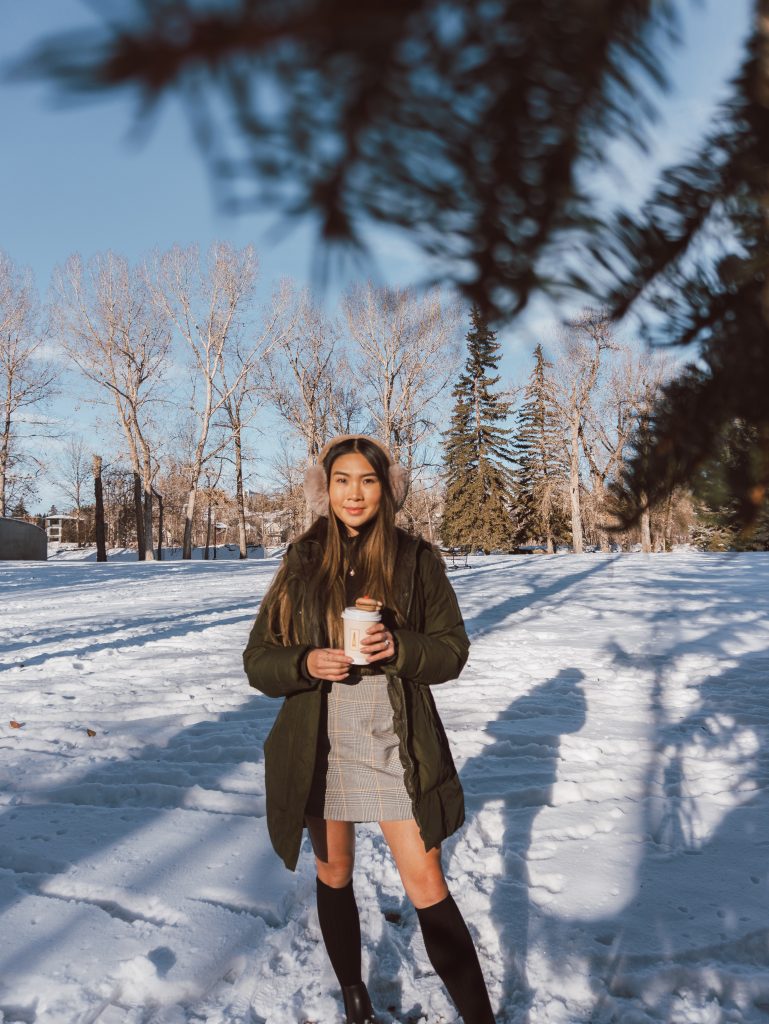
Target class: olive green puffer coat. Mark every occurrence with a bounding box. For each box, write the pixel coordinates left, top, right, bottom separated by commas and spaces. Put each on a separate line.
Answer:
243, 527, 469, 871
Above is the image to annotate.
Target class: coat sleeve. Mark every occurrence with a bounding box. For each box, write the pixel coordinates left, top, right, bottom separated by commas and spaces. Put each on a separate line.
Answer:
391, 546, 470, 685
242, 597, 319, 699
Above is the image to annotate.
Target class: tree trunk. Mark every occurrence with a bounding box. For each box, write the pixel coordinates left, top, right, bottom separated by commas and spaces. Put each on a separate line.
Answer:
0, 399, 10, 518
204, 497, 212, 560
182, 487, 196, 560
132, 472, 145, 559
592, 473, 610, 552
542, 481, 554, 553
544, 497, 553, 551
640, 490, 652, 552
141, 447, 154, 560
663, 492, 674, 552
424, 494, 435, 545
153, 487, 164, 560
93, 455, 107, 562
569, 418, 583, 553
142, 486, 154, 561
234, 422, 248, 558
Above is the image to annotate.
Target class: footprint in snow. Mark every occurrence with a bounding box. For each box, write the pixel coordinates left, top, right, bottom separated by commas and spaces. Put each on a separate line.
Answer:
147, 945, 176, 977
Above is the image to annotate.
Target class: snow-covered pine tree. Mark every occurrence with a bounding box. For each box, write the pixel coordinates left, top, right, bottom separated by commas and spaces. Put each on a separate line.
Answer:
441, 308, 516, 552
513, 343, 567, 552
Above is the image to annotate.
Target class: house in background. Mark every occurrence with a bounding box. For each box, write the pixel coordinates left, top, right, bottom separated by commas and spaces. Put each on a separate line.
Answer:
259, 509, 292, 546
45, 514, 83, 545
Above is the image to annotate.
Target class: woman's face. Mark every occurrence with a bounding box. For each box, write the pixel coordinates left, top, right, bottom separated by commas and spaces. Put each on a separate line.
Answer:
328, 451, 383, 535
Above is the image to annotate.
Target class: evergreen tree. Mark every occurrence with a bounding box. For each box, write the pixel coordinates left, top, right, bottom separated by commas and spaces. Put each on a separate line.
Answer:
441, 308, 515, 552
513, 344, 568, 552
689, 419, 769, 552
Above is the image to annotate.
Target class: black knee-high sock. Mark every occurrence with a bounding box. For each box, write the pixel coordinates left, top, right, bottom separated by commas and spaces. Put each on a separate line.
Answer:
416, 894, 495, 1024
316, 877, 362, 988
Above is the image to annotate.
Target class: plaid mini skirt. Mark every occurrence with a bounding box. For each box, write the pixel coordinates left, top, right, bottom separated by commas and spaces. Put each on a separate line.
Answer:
305, 672, 414, 822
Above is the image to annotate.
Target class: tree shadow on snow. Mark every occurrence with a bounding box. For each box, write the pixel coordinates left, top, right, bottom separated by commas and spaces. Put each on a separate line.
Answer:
0, 692, 281, 1008
532, 556, 769, 1023
0, 601, 257, 670
447, 668, 587, 1024
461, 556, 614, 639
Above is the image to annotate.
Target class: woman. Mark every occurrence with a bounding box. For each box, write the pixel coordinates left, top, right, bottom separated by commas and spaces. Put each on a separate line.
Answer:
243, 435, 494, 1024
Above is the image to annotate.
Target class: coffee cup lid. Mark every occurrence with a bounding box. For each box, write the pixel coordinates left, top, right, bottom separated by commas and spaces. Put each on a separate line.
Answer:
342, 606, 381, 620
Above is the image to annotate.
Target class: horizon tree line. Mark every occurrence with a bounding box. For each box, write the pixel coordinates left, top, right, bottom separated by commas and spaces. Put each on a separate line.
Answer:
1, 246, 762, 557
0, 244, 461, 557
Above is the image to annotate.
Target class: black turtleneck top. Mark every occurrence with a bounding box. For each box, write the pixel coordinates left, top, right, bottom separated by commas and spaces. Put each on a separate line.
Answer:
341, 520, 372, 607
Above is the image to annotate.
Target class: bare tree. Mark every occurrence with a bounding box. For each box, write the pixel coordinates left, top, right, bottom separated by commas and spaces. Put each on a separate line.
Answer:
55, 435, 91, 545
651, 485, 695, 552
0, 251, 55, 517
151, 484, 164, 560
153, 243, 262, 559
554, 311, 616, 553
581, 348, 672, 551
343, 284, 460, 472
201, 459, 225, 560
269, 437, 312, 541
219, 377, 256, 559
52, 252, 171, 559
153, 454, 194, 552
216, 284, 290, 558
633, 370, 669, 554
264, 288, 344, 524
400, 477, 444, 544
328, 366, 365, 437
580, 347, 645, 551
100, 463, 136, 549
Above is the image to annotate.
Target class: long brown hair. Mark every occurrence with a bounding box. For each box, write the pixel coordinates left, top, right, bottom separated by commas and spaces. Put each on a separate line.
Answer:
265, 437, 404, 647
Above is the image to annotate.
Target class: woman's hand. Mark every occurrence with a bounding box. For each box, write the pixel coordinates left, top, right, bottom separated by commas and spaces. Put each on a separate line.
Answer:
360, 623, 396, 664
306, 648, 353, 681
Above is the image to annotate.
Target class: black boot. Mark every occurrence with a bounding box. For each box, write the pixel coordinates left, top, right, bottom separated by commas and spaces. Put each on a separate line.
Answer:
341, 982, 375, 1024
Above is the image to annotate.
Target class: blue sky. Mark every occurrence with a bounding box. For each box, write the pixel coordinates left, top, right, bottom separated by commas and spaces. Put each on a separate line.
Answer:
1, 1, 427, 302
0, 0, 754, 510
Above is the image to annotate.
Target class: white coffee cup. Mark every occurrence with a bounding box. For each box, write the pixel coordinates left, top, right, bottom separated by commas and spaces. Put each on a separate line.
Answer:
342, 606, 381, 665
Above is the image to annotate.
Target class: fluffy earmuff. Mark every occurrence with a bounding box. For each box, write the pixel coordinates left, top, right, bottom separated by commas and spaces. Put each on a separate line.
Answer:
303, 436, 410, 517
304, 464, 331, 518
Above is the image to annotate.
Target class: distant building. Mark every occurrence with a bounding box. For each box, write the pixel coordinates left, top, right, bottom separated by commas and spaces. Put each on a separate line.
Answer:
259, 509, 292, 545
242, 501, 292, 545
45, 514, 82, 544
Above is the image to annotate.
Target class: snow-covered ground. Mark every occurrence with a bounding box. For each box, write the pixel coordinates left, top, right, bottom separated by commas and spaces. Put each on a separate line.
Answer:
1, 551, 768, 1024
